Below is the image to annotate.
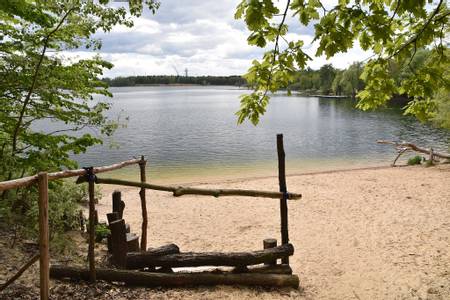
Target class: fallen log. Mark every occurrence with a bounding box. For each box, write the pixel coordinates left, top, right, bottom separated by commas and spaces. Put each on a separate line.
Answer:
125, 243, 294, 269
49, 265, 299, 288
377, 140, 450, 159
94, 177, 302, 200
126, 244, 180, 269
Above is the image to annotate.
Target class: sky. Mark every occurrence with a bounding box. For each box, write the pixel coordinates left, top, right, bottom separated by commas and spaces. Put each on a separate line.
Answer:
71, 0, 372, 78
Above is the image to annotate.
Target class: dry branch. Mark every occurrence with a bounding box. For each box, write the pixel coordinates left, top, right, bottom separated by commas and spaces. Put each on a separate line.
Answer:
0, 254, 39, 292
377, 140, 450, 159
94, 178, 302, 200
125, 243, 294, 269
49, 265, 300, 288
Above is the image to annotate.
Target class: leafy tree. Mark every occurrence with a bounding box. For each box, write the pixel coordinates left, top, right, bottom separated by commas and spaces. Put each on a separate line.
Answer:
433, 88, 450, 128
331, 70, 343, 95
235, 0, 449, 126
318, 64, 336, 94
340, 62, 364, 98
0, 0, 159, 245
0, 0, 159, 181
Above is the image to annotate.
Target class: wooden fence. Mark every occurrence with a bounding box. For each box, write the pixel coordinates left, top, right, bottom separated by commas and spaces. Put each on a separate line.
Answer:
0, 134, 301, 298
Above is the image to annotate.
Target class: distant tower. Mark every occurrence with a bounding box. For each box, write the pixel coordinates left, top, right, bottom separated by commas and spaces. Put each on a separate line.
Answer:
184, 68, 188, 77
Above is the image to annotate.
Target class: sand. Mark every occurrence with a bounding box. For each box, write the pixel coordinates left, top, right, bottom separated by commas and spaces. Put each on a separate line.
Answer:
95, 164, 450, 299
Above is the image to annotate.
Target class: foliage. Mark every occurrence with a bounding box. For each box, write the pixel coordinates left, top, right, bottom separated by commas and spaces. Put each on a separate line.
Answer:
319, 64, 336, 94
433, 88, 450, 128
0, 0, 159, 180
95, 223, 110, 242
340, 62, 365, 97
235, 0, 449, 126
289, 67, 321, 92
0, 181, 85, 248
0, 0, 158, 250
407, 156, 422, 165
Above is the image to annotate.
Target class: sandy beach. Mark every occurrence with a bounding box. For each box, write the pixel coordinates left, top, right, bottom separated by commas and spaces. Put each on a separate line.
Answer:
94, 164, 450, 299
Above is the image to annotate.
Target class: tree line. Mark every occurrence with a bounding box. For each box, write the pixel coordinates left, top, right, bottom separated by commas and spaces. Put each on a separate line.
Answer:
103, 75, 247, 87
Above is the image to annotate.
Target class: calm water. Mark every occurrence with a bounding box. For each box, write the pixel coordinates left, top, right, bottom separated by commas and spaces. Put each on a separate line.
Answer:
72, 86, 449, 182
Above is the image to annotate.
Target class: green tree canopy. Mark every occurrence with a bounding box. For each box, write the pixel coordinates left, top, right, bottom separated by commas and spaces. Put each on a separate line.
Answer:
0, 0, 159, 180
235, 0, 449, 126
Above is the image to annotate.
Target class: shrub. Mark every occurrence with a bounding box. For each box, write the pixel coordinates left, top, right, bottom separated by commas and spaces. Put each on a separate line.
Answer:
407, 156, 422, 165
95, 223, 110, 242
0, 180, 102, 252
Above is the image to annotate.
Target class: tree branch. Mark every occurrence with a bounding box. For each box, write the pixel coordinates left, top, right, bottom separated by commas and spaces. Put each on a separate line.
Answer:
389, 0, 444, 59
10, 7, 74, 156
262, 0, 291, 100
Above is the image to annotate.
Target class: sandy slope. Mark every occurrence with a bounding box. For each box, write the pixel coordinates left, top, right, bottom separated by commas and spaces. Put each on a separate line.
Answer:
95, 165, 450, 299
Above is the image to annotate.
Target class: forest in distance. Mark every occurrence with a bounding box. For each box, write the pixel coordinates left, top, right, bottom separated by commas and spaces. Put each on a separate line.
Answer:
103, 48, 435, 100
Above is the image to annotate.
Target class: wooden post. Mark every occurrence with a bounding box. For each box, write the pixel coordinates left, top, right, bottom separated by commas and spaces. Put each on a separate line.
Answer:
276, 134, 289, 264
106, 212, 119, 253
139, 155, 148, 251
112, 190, 124, 218
109, 219, 128, 268
86, 168, 96, 283
429, 147, 434, 164
263, 238, 277, 265
37, 172, 49, 300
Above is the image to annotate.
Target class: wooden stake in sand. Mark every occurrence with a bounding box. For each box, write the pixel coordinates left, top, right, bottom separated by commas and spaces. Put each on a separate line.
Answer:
138, 156, 148, 251
37, 172, 49, 300
277, 134, 289, 264
85, 167, 97, 283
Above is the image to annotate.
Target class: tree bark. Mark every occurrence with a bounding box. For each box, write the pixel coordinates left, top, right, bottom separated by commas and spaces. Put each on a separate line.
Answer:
126, 244, 181, 269
125, 243, 294, 269
49, 265, 299, 288
109, 219, 128, 268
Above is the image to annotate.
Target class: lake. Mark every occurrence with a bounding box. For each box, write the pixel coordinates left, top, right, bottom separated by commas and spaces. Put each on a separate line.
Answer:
74, 86, 449, 182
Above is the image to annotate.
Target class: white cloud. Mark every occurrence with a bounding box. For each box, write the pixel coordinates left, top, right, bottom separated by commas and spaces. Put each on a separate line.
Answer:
71, 0, 371, 77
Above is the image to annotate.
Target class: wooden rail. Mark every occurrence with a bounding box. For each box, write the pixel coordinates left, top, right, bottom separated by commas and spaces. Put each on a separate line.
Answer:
92, 177, 302, 200
0, 158, 141, 192
0, 135, 300, 296
0, 158, 142, 299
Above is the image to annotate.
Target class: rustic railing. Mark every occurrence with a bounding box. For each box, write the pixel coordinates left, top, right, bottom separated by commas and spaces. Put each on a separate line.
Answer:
0, 134, 300, 298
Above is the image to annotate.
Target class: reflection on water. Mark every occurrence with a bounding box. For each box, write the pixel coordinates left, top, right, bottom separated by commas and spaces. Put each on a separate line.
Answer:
65, 86, 448, 181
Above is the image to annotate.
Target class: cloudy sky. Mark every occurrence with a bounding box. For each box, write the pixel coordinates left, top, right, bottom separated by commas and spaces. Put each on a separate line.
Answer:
73, 0, 372, 78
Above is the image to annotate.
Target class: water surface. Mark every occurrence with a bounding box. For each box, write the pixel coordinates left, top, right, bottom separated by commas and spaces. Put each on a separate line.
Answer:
73, 86, 449, 182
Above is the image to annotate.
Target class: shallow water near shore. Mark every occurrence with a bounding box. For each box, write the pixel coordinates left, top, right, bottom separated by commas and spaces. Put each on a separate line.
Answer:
65, 86, 449, 183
